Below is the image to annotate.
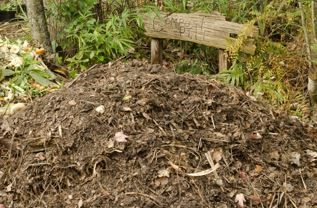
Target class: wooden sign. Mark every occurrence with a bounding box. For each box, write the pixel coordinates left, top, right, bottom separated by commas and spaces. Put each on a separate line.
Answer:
143, 12, 259, 70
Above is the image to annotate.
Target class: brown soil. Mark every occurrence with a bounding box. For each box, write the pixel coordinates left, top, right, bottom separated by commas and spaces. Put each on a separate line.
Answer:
0, 61, 317, 208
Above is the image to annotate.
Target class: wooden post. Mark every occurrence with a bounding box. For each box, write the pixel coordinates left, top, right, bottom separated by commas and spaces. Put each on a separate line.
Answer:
151, 38, 163, 64
218, 49, 228, 72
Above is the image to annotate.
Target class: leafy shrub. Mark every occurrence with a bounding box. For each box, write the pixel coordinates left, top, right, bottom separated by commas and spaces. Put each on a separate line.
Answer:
0, 38, 57, 100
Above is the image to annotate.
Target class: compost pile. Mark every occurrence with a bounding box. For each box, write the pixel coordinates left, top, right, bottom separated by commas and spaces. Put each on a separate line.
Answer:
0, 61, 317, 208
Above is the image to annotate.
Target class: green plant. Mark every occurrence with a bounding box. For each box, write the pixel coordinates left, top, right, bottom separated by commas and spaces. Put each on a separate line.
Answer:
218, 62, 246, 87
62, 9, 139, 70
175, 59, 212, 75
47, 0, 142, 70
0, 38, 57, 99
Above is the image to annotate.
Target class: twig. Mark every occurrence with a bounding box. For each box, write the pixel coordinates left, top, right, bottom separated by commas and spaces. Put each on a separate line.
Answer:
211, 116, 216, 129
286, 193, 298, 208
299, 2, 312, 68
299, 169, 307, 190
269, 192, 276, 208
312, 1, 316, 41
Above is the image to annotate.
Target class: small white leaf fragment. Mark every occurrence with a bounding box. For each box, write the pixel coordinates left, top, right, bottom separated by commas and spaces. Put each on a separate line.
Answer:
158, 169, 170, 178
68, 100, 77, 106
107, 140, 115, 148
114, 131, 128, 143
78, 198, 83, 208
122, 95, 132, 102
6, 183, 12, 192
290, 152, 301, 166
0, 103, 26, 116
212, 149, 223, 163
235, 193, 246, 208
122, 106, 132, 112
95, 105, 105, 114
282, 182, 294, 192
305, 150, 317, 161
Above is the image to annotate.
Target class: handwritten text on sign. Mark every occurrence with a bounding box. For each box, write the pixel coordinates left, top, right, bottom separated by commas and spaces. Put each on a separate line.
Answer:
144, 12, 258, 54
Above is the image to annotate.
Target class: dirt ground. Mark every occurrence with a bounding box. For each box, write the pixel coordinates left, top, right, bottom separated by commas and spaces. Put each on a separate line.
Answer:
0, 60, 317, 208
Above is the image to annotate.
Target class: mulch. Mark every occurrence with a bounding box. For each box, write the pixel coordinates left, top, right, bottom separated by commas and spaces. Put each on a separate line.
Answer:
0, 60, 317, 208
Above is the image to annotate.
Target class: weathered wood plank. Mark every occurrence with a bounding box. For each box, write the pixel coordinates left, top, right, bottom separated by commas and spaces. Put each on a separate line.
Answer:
151, 38, 163, 64
144, 12, 258, 55
218, 49, 228, 72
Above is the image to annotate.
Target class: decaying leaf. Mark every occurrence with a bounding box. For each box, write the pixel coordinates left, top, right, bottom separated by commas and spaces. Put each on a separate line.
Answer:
158, 168, 170, 178
6, 183, 12, 192
282, 182, 294, 192
68, 100, 77, 106
270, 150, 280, 161
212, 149, 223, 163
289, 152, 301, 166
122, 106, 132, 112
95, 105, 105, 114
305, 150, 317, 162
154, 177, 169, 188
235, 193, 246, 208
114, 131, 128, 143
254, 165, 263, 174
248, 194, 261, 205
122, 95, 132, 101
78, 198, 83, 208
248, 131, 262, 140
0, 103, 26, 116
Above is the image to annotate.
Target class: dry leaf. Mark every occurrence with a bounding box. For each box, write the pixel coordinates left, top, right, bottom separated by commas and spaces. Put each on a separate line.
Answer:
248, 194, 261, 205
154, 177, 169, 188
305, 150, 317, 162
270, 150, 280, 160
68, 100, 77, 106
6, 183, 12, 192
95, 105, 105, 114
122, 106, 132, 112
114, 131, 128, 143
282, 182, 294, 192
254, 165, 263, 174
0, 103, 26, 115
212, 149, 223, 162
122, 95, 132, 102
289, 152, 301, 166
238, 171, 249, 183
107, 140, 115, 148
235, 193, 246, 208
248, 132, 262, 140
78, 198, 83, 208
158, 169, 170, 178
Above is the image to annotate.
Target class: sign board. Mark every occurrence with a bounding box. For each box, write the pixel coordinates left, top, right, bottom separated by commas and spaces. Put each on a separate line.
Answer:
144, 12, 258, 55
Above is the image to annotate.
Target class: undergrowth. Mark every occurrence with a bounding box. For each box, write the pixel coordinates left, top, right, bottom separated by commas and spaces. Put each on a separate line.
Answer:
0, 0, 312, 117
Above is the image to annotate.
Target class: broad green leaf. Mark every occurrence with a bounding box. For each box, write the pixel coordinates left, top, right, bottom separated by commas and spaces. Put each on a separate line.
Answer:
2, 68, 15, 77
29, 71, 54, 86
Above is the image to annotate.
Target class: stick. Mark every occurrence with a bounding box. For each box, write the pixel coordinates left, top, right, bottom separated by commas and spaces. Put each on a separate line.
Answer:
312, 1, 316, 41
299, 2, 312, 68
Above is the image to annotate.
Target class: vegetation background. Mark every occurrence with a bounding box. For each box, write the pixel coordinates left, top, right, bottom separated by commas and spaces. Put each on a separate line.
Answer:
0, 0, 316, 119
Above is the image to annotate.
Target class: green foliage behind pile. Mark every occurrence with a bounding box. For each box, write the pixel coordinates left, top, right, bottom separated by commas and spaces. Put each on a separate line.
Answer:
48, 0, 142, 72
